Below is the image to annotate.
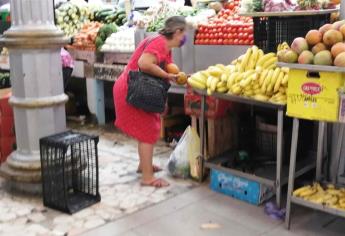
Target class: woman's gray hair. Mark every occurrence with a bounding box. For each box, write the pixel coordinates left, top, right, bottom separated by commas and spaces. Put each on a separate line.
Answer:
159, 16, 186, 39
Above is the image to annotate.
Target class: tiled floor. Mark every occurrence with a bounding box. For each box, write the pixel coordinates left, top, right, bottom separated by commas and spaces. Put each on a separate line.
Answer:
83, 185, 345, 236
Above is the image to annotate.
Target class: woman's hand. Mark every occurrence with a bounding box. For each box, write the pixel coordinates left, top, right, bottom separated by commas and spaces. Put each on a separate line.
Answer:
166, 73, 178, 82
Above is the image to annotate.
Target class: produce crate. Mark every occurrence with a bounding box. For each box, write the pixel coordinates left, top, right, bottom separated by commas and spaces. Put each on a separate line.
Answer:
210, 168, 274, 205
287, 69, 345, 122
184, 87, 233, 119
191, 114, 237, 159
254, 14, 330, 53
39, 131, 101, 214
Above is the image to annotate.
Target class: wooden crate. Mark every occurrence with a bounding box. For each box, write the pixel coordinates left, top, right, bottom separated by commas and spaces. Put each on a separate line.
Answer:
191, 114, 237, 159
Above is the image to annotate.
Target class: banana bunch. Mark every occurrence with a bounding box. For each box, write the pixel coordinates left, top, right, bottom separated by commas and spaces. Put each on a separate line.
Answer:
293, 183, 345, 210
187, 45, 289, 104
277, 42, 290, 52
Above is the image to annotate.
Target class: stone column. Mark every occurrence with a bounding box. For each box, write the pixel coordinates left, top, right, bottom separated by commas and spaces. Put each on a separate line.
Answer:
0, 0, 70, 194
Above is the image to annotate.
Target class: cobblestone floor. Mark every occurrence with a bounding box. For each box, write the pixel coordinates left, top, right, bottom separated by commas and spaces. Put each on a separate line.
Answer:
0, 125, 196, 236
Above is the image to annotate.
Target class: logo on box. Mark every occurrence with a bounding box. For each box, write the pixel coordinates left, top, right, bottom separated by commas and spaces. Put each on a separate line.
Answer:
301, 83, 322, 95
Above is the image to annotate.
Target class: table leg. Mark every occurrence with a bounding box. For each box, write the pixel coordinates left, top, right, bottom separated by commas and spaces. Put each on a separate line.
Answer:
86, 78, 105, 125
285, 118, 300, 230
316, 122, 326, 182
331, 124, 345, 184
276, 109, 284, 208
198, 94, 206, 182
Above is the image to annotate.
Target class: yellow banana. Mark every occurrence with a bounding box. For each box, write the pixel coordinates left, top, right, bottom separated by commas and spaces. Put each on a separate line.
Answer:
262, 57, 278, 70
227, 72, 240, 89
282, 74, 289, 86
216, 86, 228, 93
274, 71, 284, 93
207, 88, 212, 95
188, 77, 206, 90
247, 46, 259, 70
270, 68, 281, 86
253, 94, 269, 102
300, 188, 317, 198
293, 185, 312, 197
261, 69, 274, 94
231, 84, 242, 95
217, 81, 226, 89
256, 52, 276, 68
221, 74, 228, 83
259, 69, 269, 86
210, 78, 220, 92
281, 67, 290, 74
240, 48, 252, 73
191, 73, 207, 85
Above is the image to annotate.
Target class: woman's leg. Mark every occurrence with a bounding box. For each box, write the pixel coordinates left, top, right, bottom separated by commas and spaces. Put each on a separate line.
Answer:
138, 142, 169, 187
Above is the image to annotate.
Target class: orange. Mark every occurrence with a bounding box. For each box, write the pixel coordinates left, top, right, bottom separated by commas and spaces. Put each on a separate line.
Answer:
166, 63, 180, 74
176, 72, 187, 85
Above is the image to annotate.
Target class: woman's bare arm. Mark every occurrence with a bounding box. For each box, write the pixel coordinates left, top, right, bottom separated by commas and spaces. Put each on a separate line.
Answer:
138, 53, 170, 79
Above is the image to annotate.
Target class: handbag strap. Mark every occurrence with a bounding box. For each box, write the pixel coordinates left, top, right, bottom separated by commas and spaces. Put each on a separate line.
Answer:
140, 35, 166, 70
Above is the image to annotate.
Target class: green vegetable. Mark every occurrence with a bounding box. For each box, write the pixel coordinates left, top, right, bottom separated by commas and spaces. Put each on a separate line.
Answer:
98, 23, 117, 41
95, 37, 104, 49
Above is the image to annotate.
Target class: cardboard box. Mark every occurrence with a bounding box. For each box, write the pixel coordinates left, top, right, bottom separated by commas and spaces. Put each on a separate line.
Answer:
210, 169, 274, 205
0, 116, 14, 137
0, 137, 16, 163
0, 88, 12, 117
287, 69, 345, 122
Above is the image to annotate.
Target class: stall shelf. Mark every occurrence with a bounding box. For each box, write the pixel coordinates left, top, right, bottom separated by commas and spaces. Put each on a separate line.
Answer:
278, 63, 345, 229
194, 89, 316, 207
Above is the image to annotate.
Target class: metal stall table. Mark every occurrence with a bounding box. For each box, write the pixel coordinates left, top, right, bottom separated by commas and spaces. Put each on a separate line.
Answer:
195, 89, 316, 207
278, 63, 345, 229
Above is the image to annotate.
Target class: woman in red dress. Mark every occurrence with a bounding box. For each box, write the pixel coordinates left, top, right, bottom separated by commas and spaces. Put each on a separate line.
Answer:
113, 16, 187, 187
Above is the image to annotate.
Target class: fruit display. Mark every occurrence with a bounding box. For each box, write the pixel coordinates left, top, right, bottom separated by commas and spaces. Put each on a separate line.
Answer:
166, 63, 187, 85
239, 0, 336, 13
194, 5, 254, 45
187, 46, 289, 104
72, 22, 104, 50
55, 1, 94, 36
95, 24, 118, 50
101, 28, 135, 53
55, 1, 126, 37
278, 20, 345, 67
293, 183, 345, 210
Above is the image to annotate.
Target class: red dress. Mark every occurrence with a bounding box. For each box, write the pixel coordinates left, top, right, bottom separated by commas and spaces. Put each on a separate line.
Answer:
113, 35, 172, 144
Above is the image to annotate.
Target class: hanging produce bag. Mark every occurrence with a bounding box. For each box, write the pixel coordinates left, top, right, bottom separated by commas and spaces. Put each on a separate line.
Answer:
168, 126, 201, 179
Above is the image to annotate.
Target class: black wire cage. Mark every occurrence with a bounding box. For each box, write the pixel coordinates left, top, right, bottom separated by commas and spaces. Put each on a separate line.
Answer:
40, 131, 101, 214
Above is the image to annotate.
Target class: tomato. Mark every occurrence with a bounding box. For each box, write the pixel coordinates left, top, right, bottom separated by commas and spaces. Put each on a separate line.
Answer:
238, 39, 244, 45
204, 39, 209, 45
214, 33, 219, 39
233, 39, 239, 45
198, 39, 203, 45
218, 32, 224, 39
229, 39, 234, 45
242, 33, 249, 39
250, 40, 254, 45
248, 27, 254, 34
205, 33, 210, 39
218, 39, 223, 45
244, 39, 250, 45
230, 28, 236, 33
233, 33, 238, 39
223, 39, 229, 45
209, 33, 214, 39
248, 34, 254, 41
213, 39, 218, 45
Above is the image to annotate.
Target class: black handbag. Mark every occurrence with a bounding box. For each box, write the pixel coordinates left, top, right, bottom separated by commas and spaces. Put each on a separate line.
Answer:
126, 37, 171, 113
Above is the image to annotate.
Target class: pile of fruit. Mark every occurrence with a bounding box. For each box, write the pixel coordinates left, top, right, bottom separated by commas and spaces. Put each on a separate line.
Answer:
93, 9, 127, 26
55, 1, 126, 37
188, 46, 289, 104
194, 4, 254, 45
278, 20, 345, 67
101, 28, 136, 53
72, 22, 103, 51
167, 64, 188, 86
293, 183, 345, 210
55, 2, 94, 36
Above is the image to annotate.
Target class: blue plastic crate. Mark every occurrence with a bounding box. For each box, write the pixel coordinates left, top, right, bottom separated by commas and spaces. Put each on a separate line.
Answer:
210, 168, 273, 205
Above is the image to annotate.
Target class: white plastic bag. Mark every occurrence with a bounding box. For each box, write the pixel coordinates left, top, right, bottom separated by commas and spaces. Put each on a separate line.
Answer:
168, 126, 200, 179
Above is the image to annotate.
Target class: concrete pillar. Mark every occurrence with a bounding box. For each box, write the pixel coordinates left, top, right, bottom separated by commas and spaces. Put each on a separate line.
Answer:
0, 0, 70, 194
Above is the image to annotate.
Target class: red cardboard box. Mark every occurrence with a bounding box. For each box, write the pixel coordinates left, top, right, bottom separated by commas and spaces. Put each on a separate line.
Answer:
0, 137, 15, 163
0, 88, 12, 117
0, 116, 14, 137
184, 86, 233, 119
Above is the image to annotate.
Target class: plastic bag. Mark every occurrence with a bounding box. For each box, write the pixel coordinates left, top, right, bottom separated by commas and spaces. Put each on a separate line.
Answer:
168, 126, 200, 179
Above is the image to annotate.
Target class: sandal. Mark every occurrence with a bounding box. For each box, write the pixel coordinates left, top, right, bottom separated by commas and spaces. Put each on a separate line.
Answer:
137, 165, 162, 174
141, 178, 170, 188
